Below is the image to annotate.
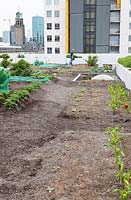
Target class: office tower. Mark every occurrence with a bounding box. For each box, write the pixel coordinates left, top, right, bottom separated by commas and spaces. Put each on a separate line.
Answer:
32, 16, 44, 46
10, 25, 15, 45
14, 11, 25, 46
2, 31, 10, 43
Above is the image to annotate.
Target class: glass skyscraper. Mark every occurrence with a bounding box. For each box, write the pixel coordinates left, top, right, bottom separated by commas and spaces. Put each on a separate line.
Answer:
32, 16, 44, 46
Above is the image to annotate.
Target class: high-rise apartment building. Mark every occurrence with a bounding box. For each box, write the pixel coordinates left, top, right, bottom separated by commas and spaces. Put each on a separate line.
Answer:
32, 16, 44, 46
67, 0, 121, 54
44, 0, 66, 54
14, 12, 25, 46
44, 0, 131, 54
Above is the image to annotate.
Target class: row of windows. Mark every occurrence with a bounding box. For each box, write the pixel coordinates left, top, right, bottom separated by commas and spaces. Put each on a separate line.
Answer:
47, 23, 60, 30
47, 47, 60, 54
47, 35, 60, 42
46, 10, 60, 18
46, 0, 59, 5
84, 0, 96, 4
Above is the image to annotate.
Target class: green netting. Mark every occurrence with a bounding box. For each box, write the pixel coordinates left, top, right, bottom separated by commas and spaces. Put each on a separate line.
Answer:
32, 61, 62, 68
0, 66, 10, 92
9, 76, 50, 83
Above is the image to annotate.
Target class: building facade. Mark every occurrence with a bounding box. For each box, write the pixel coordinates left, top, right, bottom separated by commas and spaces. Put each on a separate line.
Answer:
67, 0, 121, 54
32, 16, 44, 46
2, 31, 10, 43
120, 0, 131, 54
10, 25, 15, 45
44, 0, 66, 54
14, 12, 25, 46
44, 0, 131, 54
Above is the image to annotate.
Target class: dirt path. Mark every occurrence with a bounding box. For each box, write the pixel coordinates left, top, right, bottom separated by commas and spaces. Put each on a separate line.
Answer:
0, 79, 131, 199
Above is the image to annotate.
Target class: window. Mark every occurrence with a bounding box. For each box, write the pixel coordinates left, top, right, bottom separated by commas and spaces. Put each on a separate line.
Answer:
129, 35, 131, 41
55, 48, 60, 54
46, 0, 52, 5
55, 35, 60, 42
129, 23, 131, 29
128, 47, 131, 53
54, 0, 59, 5
47, 47, 52, 54
47, 35, 52, 42
46, 10, 52, 17
130, 0, 131, 4
47, 23, 52, 30
129, 11, 131, 17
55, 23, 60, 30
55, 10, 60, 17
84, 0, 95, 4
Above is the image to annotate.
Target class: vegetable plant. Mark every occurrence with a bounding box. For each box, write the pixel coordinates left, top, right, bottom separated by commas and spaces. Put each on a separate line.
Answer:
105, 126, 131, 200
108, 83, 130, 112
4, 82, 40, 110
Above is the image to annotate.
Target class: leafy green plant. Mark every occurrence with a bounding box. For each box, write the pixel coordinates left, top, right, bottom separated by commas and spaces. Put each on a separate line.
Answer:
0, 92, 9, 101
118, 56, 131, 68
32, 73, 55, 80
11, 59, 32, 76
0, 54, 12, 68
4, 82, 40, 110
85, 55, 98, 66
105, 126, 131, 200
108, 83, 130, 112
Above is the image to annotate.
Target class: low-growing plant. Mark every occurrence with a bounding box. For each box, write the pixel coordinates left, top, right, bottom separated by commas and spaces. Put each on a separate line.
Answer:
4, 82, 40, 109
32, 73, 55, 80
11, 59, 33, 76
0, 92, 9, 101
108, 83, 130, 112
105, 126, 131, 200
85, 55, 98, 66
118, 56, 131, 68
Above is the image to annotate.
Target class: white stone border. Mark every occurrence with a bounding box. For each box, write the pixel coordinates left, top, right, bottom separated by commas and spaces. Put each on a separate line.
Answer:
116, 64, 131, 90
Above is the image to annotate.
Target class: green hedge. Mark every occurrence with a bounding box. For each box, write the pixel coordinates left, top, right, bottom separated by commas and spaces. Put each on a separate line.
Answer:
118, 56, 131, 68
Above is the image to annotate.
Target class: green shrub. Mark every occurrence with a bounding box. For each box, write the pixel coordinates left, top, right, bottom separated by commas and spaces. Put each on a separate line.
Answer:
86, 55, 98, 66
0, 54, 12, 68
11, 59, 33, 76
118, 56, 131, 68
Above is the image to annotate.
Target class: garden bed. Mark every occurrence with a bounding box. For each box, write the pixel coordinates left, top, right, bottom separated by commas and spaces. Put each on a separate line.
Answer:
0, 77, 131, 199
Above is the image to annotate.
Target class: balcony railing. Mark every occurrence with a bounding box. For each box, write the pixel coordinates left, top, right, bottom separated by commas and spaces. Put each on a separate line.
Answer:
110, 29, 120, 34
110, 41, 120, 46
110, 17, 120, 22
110, 4, 120, 10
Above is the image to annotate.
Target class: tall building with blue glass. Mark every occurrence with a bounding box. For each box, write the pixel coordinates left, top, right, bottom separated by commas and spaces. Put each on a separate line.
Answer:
32, 16, 44, 46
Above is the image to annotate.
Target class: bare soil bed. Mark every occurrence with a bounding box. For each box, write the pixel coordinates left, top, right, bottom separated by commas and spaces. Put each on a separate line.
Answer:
0, 77, 131, 200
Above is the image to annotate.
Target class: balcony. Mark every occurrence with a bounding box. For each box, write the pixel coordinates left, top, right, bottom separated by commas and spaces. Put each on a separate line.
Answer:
110, 4, 120, 10
110, 17, 120, 22
110, 29, 120, 35
110, 41, 120, 46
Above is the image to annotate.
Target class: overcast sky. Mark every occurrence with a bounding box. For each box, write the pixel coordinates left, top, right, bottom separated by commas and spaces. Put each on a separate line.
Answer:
0, 0, 44, 37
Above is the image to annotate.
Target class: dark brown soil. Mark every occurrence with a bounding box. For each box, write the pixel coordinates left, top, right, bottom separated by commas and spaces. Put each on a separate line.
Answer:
0, 77, 131, 200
